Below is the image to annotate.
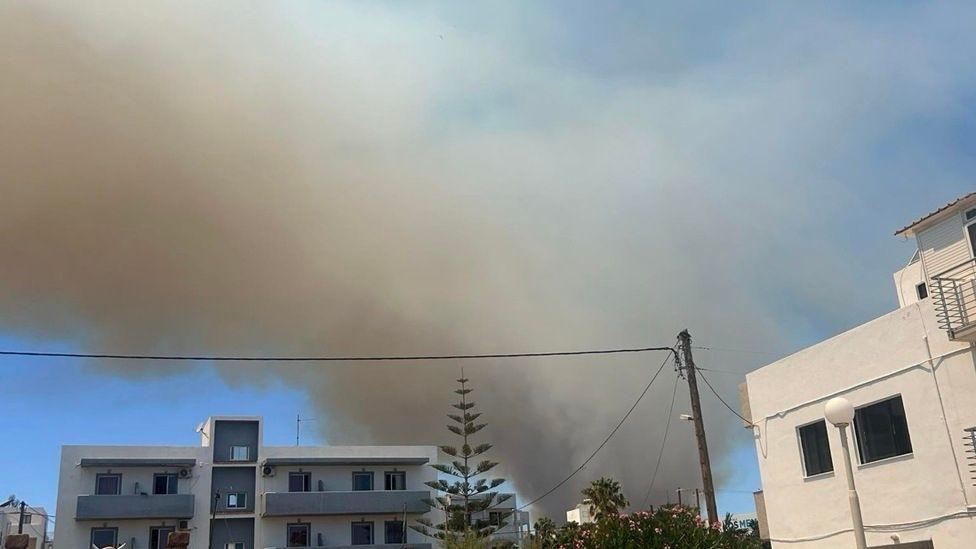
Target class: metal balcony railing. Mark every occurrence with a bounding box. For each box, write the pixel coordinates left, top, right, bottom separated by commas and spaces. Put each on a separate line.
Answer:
932, 258, 976, 339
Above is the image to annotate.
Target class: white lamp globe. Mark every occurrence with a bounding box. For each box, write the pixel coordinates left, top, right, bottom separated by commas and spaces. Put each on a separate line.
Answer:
825, 397, 855, 427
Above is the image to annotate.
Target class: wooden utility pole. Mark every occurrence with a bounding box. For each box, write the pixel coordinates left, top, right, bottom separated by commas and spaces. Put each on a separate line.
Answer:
678, 329, 719, 524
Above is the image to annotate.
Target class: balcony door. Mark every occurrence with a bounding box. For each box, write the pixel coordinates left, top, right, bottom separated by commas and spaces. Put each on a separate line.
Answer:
150, 527, 175, 549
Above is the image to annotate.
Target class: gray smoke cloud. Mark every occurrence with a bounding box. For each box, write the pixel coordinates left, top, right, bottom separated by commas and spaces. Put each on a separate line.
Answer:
2, 0, 971, 517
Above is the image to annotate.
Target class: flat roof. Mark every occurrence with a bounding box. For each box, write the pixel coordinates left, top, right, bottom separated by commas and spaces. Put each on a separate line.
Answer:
79, 458, 197, 467
262, 457, 429, 467
895, 191, 976, 236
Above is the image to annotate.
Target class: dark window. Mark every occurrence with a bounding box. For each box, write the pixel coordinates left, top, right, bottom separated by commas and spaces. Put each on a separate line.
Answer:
153, 474, 178, 495
91, 527, 118, 549
226, 492, 247, 509
967, 208, 976, 221
916, 282, 928, 300
286, 523, 309, 547
968, 222, 976, 258
798, 420, 834, 476
352, 471, 373, 491
854, 396, 913, 464
351, 522, 373, 545
384, 521, 404, 544
289, 472, 311, 493
21, 514, 31, 525
489, 511, 507, 526
95, 474, 122, 495
384, 471, 406, 491
150, 526, 175, 549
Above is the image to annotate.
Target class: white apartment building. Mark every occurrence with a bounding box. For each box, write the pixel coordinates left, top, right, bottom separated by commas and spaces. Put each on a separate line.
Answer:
741, 193, 976, 549
1, 501, 51, 549
53, 416, 438, 549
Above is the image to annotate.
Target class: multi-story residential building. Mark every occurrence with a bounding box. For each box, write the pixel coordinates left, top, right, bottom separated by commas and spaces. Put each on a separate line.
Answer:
740, 193, 976, 548
53, 416, 437, 549
1, 501, 50, 549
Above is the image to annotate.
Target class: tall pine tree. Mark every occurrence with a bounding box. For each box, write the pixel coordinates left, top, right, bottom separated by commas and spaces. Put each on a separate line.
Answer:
412, 372, 511, 541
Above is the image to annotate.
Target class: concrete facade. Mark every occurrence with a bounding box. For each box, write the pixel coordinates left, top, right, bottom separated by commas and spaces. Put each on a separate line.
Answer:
53, 417, 438, 549
743, 196, 976, 548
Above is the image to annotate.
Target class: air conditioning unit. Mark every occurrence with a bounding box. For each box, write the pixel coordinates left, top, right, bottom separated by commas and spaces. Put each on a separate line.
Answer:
261, 465, 275, 477
178, 468, 192, 479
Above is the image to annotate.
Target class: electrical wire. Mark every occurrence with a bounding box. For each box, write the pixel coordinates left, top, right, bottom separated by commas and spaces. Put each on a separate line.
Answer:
0, 346, 674, 362
639, 371, 679, 509
696, 368, 754, 427
516, 350, 676, 510
691, 345, 779, 357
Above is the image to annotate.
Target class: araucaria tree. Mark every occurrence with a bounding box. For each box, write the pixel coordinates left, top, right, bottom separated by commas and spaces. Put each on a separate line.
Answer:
411, 373, 511, 541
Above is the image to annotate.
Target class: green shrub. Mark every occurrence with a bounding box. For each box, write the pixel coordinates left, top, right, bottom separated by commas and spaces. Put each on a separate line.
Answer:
535, 505, 761, 549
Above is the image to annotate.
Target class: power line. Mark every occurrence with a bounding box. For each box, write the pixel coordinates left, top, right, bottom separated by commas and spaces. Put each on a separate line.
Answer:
0, 346, 674, 363
692, 345, 779, 357
696, 368, 754, 427
517, 351, 675, 511
640, 371, 680, 509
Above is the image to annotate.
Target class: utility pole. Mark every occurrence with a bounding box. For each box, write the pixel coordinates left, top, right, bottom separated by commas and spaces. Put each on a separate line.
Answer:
17, 502, 25, 534
678, 329, 719, 524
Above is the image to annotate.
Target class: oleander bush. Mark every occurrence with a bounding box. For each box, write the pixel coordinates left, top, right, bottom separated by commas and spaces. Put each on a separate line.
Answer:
529, 505, 762, 549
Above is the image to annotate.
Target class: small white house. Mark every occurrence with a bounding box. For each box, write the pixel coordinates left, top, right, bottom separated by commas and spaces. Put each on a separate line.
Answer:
741, 193, 976, 549
1, 501, 50, 549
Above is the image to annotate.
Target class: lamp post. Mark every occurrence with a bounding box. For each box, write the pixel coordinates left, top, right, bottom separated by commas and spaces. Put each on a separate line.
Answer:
825, 397, 867, 549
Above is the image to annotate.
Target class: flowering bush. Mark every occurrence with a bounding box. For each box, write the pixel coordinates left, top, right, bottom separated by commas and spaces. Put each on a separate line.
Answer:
532, 505, 761, 549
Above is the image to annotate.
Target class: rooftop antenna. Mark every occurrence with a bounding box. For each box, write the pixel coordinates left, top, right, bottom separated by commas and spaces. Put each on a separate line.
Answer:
296, 414, 316, 446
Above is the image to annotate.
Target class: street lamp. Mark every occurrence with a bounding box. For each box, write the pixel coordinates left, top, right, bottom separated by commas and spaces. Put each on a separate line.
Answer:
825, 397, 867, 549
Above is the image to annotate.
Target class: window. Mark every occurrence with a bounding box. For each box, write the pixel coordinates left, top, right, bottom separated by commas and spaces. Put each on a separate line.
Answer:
21, 514, 31, 525
95, 473, 122, 495
351, 522, 373, 545
967, 208, 976, 221
854, 395, 913, 464
91, 527, 118, 549
229, 446, 250, 461
384, 521, 405, 544
226, 542, 244, 549
384, 471, 406, 491
798, 420, 834, 476
150, 526, 175, 549
489, 511, 507, 526
153, 473, 178, 495
352, 471, 374, 491
916, 282, 928, 300
289, 472, 311, 493
226, 491, 247, 509
286, 523, 309, 547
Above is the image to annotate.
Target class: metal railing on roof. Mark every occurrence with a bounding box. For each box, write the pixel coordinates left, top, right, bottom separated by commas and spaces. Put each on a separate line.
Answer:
932, 258, 976, 338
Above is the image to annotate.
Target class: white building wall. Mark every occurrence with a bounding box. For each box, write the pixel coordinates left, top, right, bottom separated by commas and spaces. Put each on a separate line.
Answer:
54, 436, 439, 549
53, 446, 213, 549
917, 213, 970, 280
745, 299, 976, 548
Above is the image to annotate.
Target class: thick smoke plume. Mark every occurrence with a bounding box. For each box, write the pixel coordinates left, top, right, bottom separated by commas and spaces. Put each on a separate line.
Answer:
3, 1, 960, 516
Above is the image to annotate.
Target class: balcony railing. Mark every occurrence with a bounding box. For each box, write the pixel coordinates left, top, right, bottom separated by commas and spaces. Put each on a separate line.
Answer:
932, 258, 976, 340
76, 494, 195, 520
263, 491, 429, 517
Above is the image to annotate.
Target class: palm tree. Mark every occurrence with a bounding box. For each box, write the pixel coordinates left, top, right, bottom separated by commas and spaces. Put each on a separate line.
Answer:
581, 477, 629, 520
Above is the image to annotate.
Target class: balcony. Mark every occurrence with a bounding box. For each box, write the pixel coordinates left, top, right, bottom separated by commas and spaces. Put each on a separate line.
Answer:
263, 491, 429, 517
932, 258, 976, 341
76, 494, 195, 520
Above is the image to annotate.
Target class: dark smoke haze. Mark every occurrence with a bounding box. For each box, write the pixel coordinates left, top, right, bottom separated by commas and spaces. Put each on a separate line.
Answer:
4, 1, 962, 516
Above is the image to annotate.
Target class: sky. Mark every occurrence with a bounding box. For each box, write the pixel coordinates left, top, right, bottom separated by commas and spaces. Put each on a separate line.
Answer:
1, 0, 976, 531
